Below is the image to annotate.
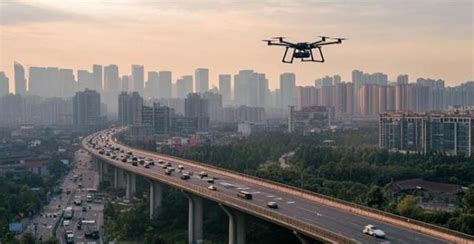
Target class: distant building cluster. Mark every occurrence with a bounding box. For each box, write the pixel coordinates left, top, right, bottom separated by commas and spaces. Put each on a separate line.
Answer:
379, 110, 474, 156
1, 62, 474, 134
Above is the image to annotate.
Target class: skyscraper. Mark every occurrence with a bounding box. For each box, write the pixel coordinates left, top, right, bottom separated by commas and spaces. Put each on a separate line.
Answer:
131, 64, 144, 94
176, 75, 193, 99
78, 70, 94, 90
218, 74, 231, 105
185, 93, 209, 131
73, 89, 101, 130
121, 75, 130, 92
104, 65, 120, 92
14, 62, 27, 95
93, 64, 103, 91
202, 92, 222, 122
256, 73, 268, 107
280, 72, 296, 109
195, 68, 209, 93
118, 92, 143, 126
158, 71, 172, 99
147, 71, 159, 98
0, 72, 9, 97
397, 74, 409, 84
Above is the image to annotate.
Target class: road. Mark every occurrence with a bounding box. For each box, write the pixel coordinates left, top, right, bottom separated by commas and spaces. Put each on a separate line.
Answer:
55, 150, 104, 244
86, 130, 472, 244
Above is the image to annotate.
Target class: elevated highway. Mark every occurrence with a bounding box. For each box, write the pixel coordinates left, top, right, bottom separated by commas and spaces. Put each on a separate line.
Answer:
82, 128, 474, 244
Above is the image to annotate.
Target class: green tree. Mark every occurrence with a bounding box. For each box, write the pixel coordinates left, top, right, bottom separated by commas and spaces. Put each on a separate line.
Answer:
396, 195, 420, 217
462, 185, 474, 213
366, 186, 387, 209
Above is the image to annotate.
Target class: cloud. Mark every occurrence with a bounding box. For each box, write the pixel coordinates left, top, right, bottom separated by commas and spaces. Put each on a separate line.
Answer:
0, 0, 91, 26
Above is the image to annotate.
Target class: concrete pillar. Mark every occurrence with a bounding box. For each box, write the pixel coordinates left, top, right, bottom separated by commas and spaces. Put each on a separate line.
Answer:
97, 159, 103, 183
113, 166, 119, 188
117, 168, 125, 188
183, 192, 203, 244
219, 204, 246, 244
293, 231, 308, 244
130, 173, 136, 196
149, 181, 163, 219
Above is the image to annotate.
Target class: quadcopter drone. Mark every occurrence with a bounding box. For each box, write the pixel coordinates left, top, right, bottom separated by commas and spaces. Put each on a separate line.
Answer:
263, 36, 345, 63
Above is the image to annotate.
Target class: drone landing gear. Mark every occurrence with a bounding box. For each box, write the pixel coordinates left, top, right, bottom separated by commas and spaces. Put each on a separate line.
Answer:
301, 47, 325, 63
282, 47, 296, 63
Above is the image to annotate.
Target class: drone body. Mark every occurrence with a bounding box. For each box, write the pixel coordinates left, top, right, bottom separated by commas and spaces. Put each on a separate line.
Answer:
263, 36, 345, 63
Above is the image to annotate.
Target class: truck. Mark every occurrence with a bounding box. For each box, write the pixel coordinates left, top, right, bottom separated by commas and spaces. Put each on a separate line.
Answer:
63, 207, 74, 220
65, 230, 74, 244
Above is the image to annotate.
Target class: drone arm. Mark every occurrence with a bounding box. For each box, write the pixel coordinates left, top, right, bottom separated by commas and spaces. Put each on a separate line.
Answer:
316, 41, 342, 46
268, 42, 292, 47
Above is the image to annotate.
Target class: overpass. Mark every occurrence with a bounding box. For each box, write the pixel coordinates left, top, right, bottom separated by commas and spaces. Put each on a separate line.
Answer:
82, 128, 474, 244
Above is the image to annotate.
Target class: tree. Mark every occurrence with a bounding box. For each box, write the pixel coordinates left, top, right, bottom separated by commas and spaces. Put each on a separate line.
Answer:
366, 186, 387, 209
462, 185, 474, 213
397, 195, 420, 217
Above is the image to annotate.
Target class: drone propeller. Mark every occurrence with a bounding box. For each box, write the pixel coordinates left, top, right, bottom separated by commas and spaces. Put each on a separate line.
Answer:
262, 39, 272, 42
272, 36, 286, 40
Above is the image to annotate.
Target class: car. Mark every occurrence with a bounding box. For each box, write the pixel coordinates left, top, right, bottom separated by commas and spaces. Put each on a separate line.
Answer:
132, 161, 138, 166
178, 165, 184, 170
82, 206, 87, 212
165, 162, 172, 167
208, 185, 217, 191
165, 169, 172, 175
144, 164, 151, 168
206, 178, 215, 183
74, 199, 82, 205
237, 190, 252, 199
180, 174, 190, 180
267, 201, 278, 209
362, 225, 386, 238
199, 171, 208, 178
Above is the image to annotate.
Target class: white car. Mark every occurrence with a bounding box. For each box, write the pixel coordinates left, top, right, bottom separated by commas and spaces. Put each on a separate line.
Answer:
363, 224, 386, 238
208, 185, 217, 191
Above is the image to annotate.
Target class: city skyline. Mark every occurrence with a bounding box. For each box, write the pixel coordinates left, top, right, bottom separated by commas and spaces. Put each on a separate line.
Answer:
1, 1, 473, 92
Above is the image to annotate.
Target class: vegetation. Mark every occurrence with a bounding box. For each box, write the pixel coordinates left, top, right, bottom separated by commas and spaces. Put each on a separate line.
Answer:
105, 129, 474, 243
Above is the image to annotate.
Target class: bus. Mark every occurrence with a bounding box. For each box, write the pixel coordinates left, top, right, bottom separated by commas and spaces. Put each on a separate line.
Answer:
63, 207, 74, 219
237, 191, 253, 200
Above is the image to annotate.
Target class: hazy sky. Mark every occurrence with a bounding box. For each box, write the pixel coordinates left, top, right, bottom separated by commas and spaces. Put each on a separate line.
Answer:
0, 0, 473, 91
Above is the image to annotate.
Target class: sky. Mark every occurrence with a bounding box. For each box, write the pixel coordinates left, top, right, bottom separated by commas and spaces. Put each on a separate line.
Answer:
0, 0, 473, 91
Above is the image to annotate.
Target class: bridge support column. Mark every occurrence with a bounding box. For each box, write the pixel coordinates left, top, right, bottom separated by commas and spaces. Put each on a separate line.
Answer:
293, 231, 308, 244
183, 192, 203, 244
149, 181, 163, 219
113, 166, 119, 188
219, 204, 246, 244
125, 172, 136, 201
96, 159, 104, 183
117, 168, 125, 188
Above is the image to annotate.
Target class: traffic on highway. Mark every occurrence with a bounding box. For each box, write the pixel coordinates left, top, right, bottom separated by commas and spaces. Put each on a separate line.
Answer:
85, 128, 452, 244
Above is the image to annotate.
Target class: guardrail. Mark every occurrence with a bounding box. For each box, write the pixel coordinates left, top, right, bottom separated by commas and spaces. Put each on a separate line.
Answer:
85, 131, 474, 244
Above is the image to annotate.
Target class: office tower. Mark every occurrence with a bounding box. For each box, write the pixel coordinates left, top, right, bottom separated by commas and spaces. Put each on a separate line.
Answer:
195, 68, 209, 93
142, 103, 175, 135
14, 62, 27, 95
280, 73, 296, 109
176, 75, 193, 99
219, 74, 231, 105
397, 74, 409, 84
131, 64, 144, 94
256, 73, 268, 107
146, 71, 159, 98
77, 70, 94, 91
0, 72, 9, 96
73, 89, 101, 130
118, 92, 143, 126
158, 71, 172, 99
296, 86, 317, 110
379, 112, 424, 153
202, 92, 223, 122
234, 70, 257, 106
333, 75, 342, 85
93, 64, 103, 91
121, 75, 130, 91
59, 68, 75, 97
104, 65, 120, 92
185, 93, 209, 131
319, 85, 335, 107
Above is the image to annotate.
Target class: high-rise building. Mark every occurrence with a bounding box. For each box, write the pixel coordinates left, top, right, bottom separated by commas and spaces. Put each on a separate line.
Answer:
234, 70, 257, 106
0, 94, 24, 125
142, 103, 174, 135
121, 75, 130, 92
158, 71, 172, 99
256, 73, 268, 107
202, 92, 222, 122
59, 68, 75, 97
280, 73, 296, 109
176, 75, 193, 99
296, 86, 317, 110
104, 65, 120, 92
0, 72, 9, 97
335, 82, 354, 116
14, 62, 27, 95
77, 70, 94, 90
147, 71, 159, 98
219, 74, 231, 105
118, 92, 143, 126
397, 74, 409, 84
185, 93, 209, 131
380, 111, 473, 156
93, 64, 103, 91
195, 68, 209, 93
131, 64, 144, 94
73, 89, 101, 130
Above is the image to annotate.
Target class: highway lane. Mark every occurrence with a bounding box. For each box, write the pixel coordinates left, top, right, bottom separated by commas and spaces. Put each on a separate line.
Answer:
56, 150, 103, 244
86, 131, 461, 243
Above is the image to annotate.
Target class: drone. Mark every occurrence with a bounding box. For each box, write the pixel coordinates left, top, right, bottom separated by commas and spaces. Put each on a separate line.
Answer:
263, 36, 345, 63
